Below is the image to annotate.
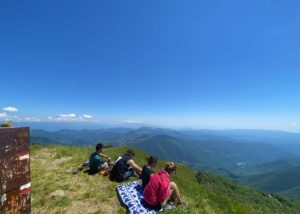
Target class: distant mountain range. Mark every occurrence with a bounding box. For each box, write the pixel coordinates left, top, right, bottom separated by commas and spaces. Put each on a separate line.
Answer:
30, 127, 300, 198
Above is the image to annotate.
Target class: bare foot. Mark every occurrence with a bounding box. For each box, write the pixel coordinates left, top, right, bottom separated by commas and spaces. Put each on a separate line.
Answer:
177, 201, 185, 207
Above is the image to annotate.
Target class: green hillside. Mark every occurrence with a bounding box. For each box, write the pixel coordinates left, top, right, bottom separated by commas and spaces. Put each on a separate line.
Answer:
30, 143, 300, 214
236, 158, 300, 199
236, 157, 300, 176
279, 186, 300, 199
239, 167, 300, 196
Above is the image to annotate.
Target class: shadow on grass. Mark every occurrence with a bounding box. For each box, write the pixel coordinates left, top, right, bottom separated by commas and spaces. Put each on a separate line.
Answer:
83, 169, 99, 175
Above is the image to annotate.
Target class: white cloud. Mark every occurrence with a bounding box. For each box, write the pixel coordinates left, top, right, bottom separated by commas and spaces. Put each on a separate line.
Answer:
47, 113, 96, 122
0, 112, 8, 118
83, 114, 93, 119
59, 113, 76, 118
3, 106, 19, 112
0, 113, 20, 121
23, 117, 41, 122
123, 119, 142, 124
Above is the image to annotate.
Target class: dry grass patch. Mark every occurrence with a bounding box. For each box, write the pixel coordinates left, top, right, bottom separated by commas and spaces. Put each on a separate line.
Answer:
31, 144, 126, 214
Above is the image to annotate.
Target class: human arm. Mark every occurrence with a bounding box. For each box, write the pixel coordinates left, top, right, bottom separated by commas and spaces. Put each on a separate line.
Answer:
99, 153, 111, 161
150, 169, 155, 177
127, 159, 142, 175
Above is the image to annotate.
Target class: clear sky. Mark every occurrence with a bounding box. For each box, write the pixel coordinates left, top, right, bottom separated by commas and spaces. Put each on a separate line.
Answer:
1, 1, 300, 131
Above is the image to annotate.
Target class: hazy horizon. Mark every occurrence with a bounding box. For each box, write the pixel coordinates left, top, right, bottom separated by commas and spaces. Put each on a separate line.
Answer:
7, 121, 300, 134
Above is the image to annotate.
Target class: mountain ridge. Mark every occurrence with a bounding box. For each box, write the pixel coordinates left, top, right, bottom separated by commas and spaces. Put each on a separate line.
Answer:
30, 127, 300, 199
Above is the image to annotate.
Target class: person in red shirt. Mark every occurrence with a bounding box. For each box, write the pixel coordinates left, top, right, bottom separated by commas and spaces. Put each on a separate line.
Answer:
142, 162, 184, 210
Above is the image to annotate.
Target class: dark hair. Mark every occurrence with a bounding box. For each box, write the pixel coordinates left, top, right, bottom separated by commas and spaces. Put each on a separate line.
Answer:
96, 143, 103, 151
147, 156, 158, 165
164, 162, 176, 174
124, 149, 135, 158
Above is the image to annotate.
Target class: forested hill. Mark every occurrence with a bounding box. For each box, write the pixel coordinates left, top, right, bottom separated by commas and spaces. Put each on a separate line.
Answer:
31, 144, 300, 214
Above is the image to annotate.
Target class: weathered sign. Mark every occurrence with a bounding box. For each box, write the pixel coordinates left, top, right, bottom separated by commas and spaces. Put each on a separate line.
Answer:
0, 127, 31, 213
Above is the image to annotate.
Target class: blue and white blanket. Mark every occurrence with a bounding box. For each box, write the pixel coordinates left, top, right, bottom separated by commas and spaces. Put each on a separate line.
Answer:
116, 180, 159, 214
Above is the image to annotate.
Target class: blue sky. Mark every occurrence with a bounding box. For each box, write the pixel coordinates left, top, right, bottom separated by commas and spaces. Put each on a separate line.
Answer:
1, 1, 300, 131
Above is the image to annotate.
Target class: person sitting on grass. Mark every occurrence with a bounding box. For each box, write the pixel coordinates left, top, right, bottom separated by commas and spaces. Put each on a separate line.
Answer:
140, 156, 158, 188
142, 162, 184, 210
110, 149, 142, 182
78, 143, 111, 174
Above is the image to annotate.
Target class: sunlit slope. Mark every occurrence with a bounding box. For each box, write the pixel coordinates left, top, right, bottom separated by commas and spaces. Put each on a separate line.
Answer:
31, 144, 298, 214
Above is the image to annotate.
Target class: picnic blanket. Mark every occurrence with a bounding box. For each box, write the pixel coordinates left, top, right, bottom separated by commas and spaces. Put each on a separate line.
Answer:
116, 180, 160, 214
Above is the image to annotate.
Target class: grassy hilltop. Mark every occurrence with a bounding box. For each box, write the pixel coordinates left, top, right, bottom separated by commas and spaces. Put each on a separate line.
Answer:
31, 144, 299, 214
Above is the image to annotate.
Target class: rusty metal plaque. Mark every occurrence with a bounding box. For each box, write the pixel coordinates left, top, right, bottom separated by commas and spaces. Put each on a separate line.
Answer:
0, 153, 30, 194
0, 184, 31, 214
0, 127, 29, 158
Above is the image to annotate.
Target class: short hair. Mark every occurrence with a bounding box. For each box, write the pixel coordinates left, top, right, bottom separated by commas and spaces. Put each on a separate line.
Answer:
124, 149, 135, 158
96, 143, 103, 151
147, 156, 158, 165
164, 162, 176, 174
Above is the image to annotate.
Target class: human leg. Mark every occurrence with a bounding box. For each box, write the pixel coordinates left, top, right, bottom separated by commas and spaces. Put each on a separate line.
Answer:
78, 161, 89, 171
101, 162, 109, 170
170, 182, 184, 205
162, 182, 183, 206
123, 168, 135, 180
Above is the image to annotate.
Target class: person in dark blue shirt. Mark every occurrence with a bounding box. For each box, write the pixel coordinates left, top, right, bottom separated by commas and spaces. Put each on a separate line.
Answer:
140, 156, 158, 188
